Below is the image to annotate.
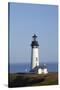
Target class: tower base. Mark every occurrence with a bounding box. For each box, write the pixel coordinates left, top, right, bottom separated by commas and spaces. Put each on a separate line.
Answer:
30, 65, 48, 74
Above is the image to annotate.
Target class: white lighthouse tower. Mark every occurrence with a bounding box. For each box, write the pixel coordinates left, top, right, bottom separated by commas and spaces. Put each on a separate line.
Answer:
31, 34, 39, 70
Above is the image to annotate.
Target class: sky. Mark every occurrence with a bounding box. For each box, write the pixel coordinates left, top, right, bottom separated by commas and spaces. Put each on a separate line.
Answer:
9, 3, 58, 64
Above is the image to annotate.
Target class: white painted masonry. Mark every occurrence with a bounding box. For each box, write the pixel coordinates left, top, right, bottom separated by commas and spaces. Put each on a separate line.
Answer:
31, 47, 39, 69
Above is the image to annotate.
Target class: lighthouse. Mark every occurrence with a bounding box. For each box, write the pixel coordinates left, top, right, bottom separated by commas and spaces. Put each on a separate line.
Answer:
31, 34, 39, 70
30, 34, 48, 74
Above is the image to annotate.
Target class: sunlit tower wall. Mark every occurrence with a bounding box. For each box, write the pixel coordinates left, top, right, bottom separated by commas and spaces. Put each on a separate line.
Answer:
31, 34, 39, 70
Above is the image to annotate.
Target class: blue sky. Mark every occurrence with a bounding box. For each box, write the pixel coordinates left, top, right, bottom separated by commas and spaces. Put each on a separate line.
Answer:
9, 3, 58, 64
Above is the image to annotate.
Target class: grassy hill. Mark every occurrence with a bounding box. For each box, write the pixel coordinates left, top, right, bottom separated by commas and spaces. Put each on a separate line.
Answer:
8, 72, 58, 87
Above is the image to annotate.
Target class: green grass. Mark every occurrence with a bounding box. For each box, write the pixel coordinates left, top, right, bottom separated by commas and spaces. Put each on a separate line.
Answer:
8, 72, 58, 87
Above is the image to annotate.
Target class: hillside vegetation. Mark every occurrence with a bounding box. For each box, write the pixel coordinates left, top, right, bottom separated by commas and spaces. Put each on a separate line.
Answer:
8, 72, 58, 87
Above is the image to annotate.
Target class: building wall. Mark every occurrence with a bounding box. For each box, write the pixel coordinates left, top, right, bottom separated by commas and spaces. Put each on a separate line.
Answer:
31, 47, 39, 69
38, 68, 48, 74
43, 68, 48, 74
38, 68, 42, 74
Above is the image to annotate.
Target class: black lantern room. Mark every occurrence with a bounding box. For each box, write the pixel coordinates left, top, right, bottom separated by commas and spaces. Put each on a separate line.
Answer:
31, 34, 39, 48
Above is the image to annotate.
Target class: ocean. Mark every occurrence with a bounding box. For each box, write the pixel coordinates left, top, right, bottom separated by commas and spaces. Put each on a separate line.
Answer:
9, 63, 58, 73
